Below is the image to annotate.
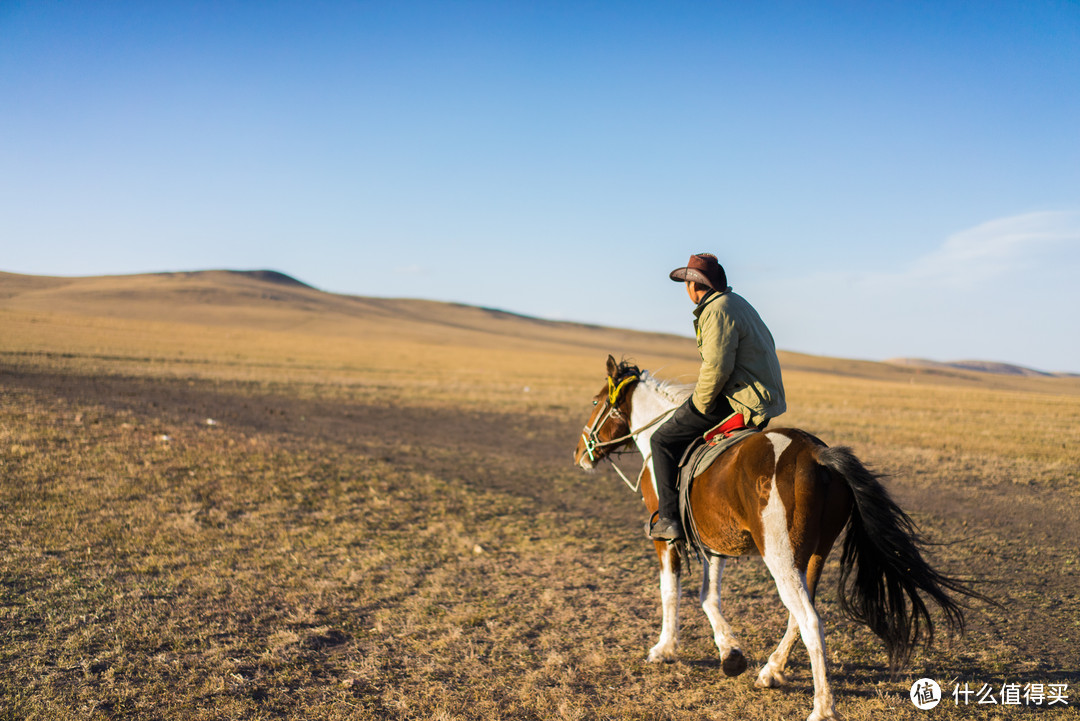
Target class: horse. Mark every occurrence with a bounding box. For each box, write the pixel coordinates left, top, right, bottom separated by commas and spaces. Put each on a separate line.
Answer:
573, 356, 987, 721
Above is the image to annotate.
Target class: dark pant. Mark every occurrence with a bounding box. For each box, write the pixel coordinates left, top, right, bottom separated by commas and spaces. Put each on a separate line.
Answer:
649, 399, 732, 521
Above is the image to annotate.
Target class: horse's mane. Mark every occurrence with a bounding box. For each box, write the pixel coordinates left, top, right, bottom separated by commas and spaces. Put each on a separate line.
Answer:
612, 358, 692, 405
640, 369, 693, 404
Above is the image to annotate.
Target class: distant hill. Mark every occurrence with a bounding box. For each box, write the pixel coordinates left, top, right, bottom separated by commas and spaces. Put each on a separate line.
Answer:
227, 270, 315, 288
887, 357, 1077, 379
0, 269, 665, 350
2, 269, 1078, 396
0, 268, 704, 374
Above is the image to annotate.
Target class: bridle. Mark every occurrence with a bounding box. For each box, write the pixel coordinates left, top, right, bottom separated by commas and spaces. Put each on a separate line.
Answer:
580, 373, 638, 461
580, 371, 678, 491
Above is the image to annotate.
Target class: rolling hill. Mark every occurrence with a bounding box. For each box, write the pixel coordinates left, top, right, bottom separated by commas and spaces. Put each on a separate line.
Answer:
2, 269, 1078, 396
886, 357, 1077, 378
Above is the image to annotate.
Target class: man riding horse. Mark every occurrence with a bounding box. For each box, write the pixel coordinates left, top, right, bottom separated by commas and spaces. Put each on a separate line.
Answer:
649, 253, 788, 541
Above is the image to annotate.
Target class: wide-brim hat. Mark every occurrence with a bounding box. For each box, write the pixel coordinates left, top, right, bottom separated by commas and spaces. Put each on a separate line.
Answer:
669, 253, 726, 291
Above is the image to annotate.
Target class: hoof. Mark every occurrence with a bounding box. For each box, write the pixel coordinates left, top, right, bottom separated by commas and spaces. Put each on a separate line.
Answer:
646, 646, 677, 664
721, 649, 747, 677
754, 666, 787, 689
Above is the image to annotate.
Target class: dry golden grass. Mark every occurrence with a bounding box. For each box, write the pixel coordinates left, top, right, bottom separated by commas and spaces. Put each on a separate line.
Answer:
2, 270, 1078, 720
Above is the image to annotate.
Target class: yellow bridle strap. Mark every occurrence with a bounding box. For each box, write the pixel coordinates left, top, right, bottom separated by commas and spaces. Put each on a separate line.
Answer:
607, 375, 638, 405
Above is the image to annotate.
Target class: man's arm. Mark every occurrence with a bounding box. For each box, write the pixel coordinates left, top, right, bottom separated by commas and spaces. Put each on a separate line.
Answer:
691, 308, 738, 414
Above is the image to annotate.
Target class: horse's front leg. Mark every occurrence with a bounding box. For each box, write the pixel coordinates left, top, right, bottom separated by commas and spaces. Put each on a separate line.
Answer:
646, 540, 681, 662
700, 555, 747, 676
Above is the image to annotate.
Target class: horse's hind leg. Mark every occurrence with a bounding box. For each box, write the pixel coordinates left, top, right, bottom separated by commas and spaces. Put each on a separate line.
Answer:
755, 612, 799, 688
755, 553, 825, 689
700, 555, 747, 676
761, 494, 837, 721
647, 540, 682, 662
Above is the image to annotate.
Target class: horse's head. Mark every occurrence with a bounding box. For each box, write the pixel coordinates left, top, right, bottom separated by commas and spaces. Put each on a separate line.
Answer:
574, 355, 641, 469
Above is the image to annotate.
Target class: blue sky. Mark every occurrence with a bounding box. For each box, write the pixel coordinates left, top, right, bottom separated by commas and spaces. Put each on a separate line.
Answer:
2, 1, 1078, 372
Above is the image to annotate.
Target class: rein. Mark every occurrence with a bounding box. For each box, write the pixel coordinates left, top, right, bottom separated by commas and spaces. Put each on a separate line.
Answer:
608, 450, 651, 493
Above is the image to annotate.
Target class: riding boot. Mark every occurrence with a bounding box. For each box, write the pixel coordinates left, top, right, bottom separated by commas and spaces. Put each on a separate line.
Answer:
649, 401, 710, 541
648, 460, 682, 540
650, 515, 684, 541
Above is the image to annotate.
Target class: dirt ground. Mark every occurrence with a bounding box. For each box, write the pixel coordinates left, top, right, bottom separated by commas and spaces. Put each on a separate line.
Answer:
3, 366, 1079, 720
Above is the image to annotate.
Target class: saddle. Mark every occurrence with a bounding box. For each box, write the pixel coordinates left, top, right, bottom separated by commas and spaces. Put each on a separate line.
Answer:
676, 413, 760, 558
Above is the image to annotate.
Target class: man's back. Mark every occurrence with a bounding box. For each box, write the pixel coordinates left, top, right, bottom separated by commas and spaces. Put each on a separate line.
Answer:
693, 290, 786, 426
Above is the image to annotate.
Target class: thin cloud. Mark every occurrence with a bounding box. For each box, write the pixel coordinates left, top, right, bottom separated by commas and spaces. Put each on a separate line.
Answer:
906, 211, 1080, 288
769, 210, 1080, 370
393, 264, 428, 276
850, 211, 1080, 292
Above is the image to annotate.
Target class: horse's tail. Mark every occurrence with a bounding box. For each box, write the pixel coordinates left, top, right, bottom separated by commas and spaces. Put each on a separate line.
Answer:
815, 444, 989, 672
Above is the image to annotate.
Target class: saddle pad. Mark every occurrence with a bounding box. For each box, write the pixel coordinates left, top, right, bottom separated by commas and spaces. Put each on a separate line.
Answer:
678, 428, 760, 557
680, 427, 759, 488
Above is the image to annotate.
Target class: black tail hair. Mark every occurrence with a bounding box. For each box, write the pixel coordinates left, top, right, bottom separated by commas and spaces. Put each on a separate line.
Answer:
816, 445, 992, 672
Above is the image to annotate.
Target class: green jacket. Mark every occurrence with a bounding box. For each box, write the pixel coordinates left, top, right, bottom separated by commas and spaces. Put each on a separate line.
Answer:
691, 288, 786, 426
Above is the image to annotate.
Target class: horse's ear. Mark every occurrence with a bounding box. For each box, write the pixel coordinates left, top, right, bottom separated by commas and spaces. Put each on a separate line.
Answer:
606, 354, 618, 378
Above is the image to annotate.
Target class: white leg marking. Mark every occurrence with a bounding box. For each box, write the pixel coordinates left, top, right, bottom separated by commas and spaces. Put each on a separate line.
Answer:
647, 545, 681, 663
756, 433, 800, 688
700, 555, 745, 673
755, 613, 799, 688
759, 436, 837, 721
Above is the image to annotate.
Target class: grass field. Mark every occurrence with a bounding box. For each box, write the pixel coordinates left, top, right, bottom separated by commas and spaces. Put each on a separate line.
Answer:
2, 271, 1079, 720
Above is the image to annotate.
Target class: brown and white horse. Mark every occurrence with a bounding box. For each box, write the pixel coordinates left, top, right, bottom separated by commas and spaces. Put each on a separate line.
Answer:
573, 356, 985, 721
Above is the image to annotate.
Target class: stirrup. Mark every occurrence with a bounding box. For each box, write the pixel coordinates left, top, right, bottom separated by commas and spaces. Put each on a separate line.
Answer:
645, 510, 659, 538
647, 513, 685, 541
